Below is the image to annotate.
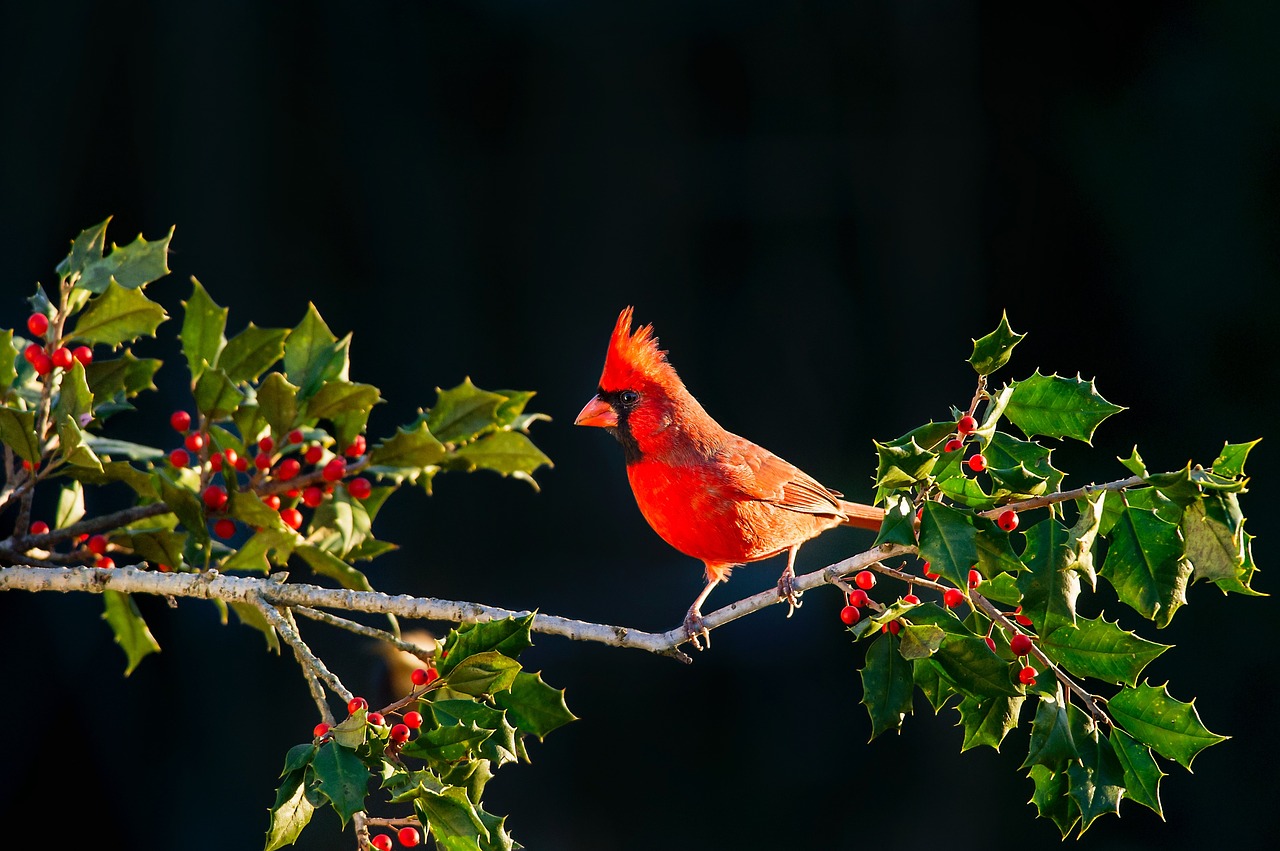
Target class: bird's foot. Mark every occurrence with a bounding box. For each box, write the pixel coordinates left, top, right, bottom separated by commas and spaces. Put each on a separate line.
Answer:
683, 608, 711, 651
777, 571, 803, 618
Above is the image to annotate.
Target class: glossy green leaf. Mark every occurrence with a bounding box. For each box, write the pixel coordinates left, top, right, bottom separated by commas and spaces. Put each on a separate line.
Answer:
896, 623, 945, 660
311, 740, 369, 825
1022, 694, 1079, 771
218, 323, 288, 384
56, 217, 112, 281
264, 768, 315, 851
874, 437, 937, 491
1108, 682, 1228, 770
102, 590, 161, 675
973, 516, 1024, 579
1004, 371, 1124, 444
932, 634, 1020, 698
1016, 518, 1079, 634
429, 378, 508, 444
1211, 438, 1260, 479
860, 633, 914, 739
128, 528, 188, 569
1028, 764, 1080, 838
154, 470, 210, 545
55, 480, 85, 529
968, 311, 1025, 375
873, 494, 918, 548
1041, 616, 1169, 687
443, 651, 521, 697
75, 225, 174, 293
84, 351, 161, 400
1100, 502, 1190, 627
302, 380, 381, 423
0, 329, 15, 390
494, 671, 577, 740
917, 502, 978, 588
955, 693, 1023, 751
1067, 492, 1105, 590
416, 787, 488, 846
1180, 496, 1245, 581
57, 414, 103, 471
222, 529, 296, 574
1068, 724, 1125, 835
1111, 728, 1166, 817
440, 616, 535, 675
368, 420, 446, 482
449, 430, 552, 488
0, 406, 40, 462
193, 367, 243, 419
84, 436, 164, 462
53, 360, 93, 421
257, 372, 300, 437
71, 282, 169, 346
180, 277, 227, 378
284, 304, 349, 400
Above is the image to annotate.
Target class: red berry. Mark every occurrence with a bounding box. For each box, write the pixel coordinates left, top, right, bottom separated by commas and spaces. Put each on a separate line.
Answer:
214, 518, 236, 539
51, 347, 74, 369
854, 570, 876, 590
169, 448, 190, 468
170, 410, 191, 432
263, 494, 281, 510
347, 477, 372, 500
915, 506, 924, 521
202, 485, 228, 510
923, 561, 939, 579
27, 313, 49, 337
304, 444, 324, 465
998, 509, 1019, 532
985, 635, 998, 653
280, 507, 303, 530
95, 556, 115, 569
276, 458, 301, 480
957, 414, 978, 435
967, 453, 987, 473
87, 534, 108, 556
839, 605, 860, 625
22, 343, 43, 363
184, 432, 205, 452
234, 455, 250, 473
29, 521, 49, 535
71, 345, 93, 365
255, 452, 272, 470
313, 722, 330, 738
31, 353, 53, 375
367, 712, 384, 726
968, 568, 982, 589
846, 588, 869, 608
344, 435, 366, 457
287, 428, 304, 444
398, 826, 421, 847
322, 457, 346, 482
424, 667, 439, 684
1018, 665, 1038, 685
943, 588, 965, 608
1016, 613, 1034, 627
403, 710, 424, 730
285, 487, 300, 498
157, 563, 171, 572
258, 436, 274, 453
371, 835, 393, 851
302, 486, 324, 508
1010, 633, 1034, 656
209, 451, 223, 471
410, 668, 430, 686
389, 723, 410, 743
902, 593, 921, 605
943, 438, 964, 453
882, 620, 901, 635
347, 696, 367, 714
222, 448, 238, 467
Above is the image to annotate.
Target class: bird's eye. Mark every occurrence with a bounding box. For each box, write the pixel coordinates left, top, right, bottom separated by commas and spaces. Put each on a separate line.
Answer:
619, 390, 640, 406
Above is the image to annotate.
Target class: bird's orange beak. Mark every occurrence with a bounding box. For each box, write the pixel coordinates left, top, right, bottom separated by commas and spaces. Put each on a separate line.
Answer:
574, 395, 618, 428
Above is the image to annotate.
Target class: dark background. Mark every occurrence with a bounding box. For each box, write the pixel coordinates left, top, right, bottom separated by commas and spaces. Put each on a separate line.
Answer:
1, 2, 1277, 849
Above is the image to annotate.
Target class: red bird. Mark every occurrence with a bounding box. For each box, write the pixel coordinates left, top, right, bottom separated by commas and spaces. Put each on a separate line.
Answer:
575, 307, 883, 648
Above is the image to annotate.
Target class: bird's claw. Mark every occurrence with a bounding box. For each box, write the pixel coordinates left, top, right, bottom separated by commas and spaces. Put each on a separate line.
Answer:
683, 609, 710, 651
777, 573, 803, 618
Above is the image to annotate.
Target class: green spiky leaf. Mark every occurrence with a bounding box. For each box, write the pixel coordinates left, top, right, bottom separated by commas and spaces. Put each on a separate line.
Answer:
1100, 502, 1190, 627
102, 590, 161, 675
180, 277, 227, 379
1041, 616, 1170, 687
968, 311, 1026, 375
71, 281, 169, 346
859, 633, 914, 739
1108, 681, 1228, 770
1003, 371, 1124, 444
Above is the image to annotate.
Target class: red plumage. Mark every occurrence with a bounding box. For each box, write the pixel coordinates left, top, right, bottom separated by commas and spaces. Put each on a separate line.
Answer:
576, 307, 883, 648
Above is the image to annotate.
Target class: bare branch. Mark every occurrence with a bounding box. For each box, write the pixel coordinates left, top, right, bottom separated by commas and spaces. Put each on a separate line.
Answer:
247, 592, 353, 704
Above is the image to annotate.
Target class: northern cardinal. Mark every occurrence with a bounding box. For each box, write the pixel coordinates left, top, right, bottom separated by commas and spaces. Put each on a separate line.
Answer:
575, 307, 883, 648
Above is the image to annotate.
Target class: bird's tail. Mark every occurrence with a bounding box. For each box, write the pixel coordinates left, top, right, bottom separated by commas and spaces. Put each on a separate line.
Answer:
839, 500, 884, 531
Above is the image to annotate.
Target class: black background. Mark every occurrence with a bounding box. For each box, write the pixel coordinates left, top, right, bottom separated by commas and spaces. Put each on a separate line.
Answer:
1, 2, 1277, 849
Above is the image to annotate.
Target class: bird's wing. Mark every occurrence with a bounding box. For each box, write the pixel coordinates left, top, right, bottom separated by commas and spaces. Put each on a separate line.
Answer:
716, 438, 847, 518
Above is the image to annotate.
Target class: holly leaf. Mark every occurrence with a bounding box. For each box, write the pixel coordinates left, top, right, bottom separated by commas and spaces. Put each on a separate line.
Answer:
193, 367, 243, 420
0, 407, 40, 463
128, 529, 188, 569
1100, 501, 1190, 627
1111, 728, 1166, 817
493, 671, 577, 740
860, 633, 914, 739
55, 481, 86, 529
74, 226, 173, 293
1028, 764, 1080, 838
180, 277, 227, 379
368, 420, 446, 482
896, 623, 945, 660
0, 329, 15, 390
283, 304, 349, 400
873, 494, 918, 548
1003, 371, 1124, 444
1180, 496, 1245, 582
440, 615, 535, 675
443, 651, 521, 697
57, 415, 103, 472
102, 590, 161, 675
448, 430, 553, 488
264, 768, 315, 851
1069, 724, 1126, 835
84, 351, 162, 400
55, 359, 97, 421
1016, 518, 1079, 634
219, 323, 288, 384
429, 378, 508, 444
917, 502, 978, 588
71, 281, 169, 346
955, 694, 1023, 751
1211, 438, 1260, 480
311, 740, 369, 825
1022, 694, 1079, 771
257, 372, 300, 438
1041, 616, 1169, 687
56, 217, 112, 281
931, 634, 1020, 698
1108, 681, 1228, 770
968, 311, 1026, 375
873, 437, 938, 491
302, 380, 382, 423
415, 787, 488, 847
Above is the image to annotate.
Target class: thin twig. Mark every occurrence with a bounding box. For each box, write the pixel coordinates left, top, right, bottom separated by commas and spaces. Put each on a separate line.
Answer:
247, 592, 352, 703
293, 605, 438, 665
977, 476, 1144, 519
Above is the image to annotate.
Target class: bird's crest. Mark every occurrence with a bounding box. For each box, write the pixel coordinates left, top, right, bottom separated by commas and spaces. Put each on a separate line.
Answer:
599, 306, 679, 391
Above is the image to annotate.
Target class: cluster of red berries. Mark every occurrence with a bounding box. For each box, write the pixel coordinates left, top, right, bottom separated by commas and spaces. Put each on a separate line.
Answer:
167, 411, 371, 540
940, 415, 1023, 533
370, 827, 422, 850
22, 312, 93, 378
26, 519, 124, 568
